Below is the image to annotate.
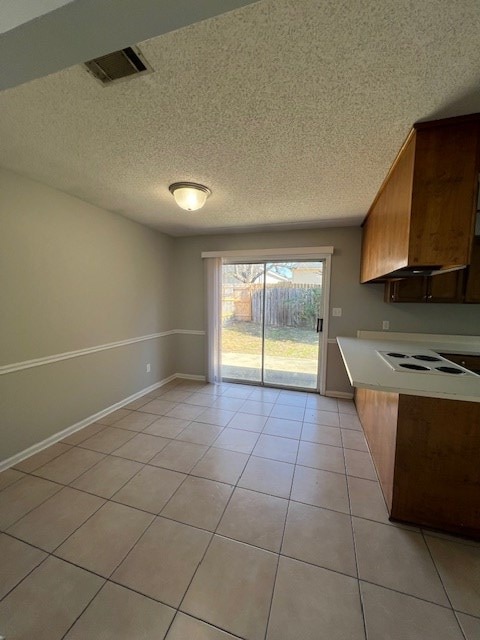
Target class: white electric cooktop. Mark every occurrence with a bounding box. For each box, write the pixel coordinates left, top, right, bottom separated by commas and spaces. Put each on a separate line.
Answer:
376, 350, 478, 377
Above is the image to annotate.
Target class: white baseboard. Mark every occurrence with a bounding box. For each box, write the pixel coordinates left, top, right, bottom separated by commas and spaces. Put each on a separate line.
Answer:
0, 373, 181, 473
325, 390, 354, 400
2, 374, 349, 473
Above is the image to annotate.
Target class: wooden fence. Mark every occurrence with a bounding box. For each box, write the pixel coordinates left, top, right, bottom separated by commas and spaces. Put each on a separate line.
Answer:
223, 283, 322, 328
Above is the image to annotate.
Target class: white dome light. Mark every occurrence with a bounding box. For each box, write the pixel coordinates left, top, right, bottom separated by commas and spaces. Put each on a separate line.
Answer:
169, 182, 211, 211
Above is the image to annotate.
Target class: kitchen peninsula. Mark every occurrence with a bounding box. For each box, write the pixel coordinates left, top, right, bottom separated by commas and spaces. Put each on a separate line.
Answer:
338, 332, 480, 539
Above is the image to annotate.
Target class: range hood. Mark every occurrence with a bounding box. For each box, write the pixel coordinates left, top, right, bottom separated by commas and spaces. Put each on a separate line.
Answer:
382, 262, 469, 280
387, 265, 442, 278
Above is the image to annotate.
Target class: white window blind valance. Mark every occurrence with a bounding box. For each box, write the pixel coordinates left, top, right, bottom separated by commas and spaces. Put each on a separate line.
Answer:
201, 246, 334, 262
204, 257, 222, 384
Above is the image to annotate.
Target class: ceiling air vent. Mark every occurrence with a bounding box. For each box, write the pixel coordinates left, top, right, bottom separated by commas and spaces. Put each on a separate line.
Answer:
84, 46, 152, 85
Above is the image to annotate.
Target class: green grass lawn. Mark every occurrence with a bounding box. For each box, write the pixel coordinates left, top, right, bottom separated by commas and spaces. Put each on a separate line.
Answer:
222, 321, 318, 359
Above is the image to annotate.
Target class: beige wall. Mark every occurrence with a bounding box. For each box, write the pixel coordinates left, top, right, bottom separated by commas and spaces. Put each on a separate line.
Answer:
172, 228, 480, 392
1, 337, 175, 458
0, 168, 175, 460
1, 169, 174, 364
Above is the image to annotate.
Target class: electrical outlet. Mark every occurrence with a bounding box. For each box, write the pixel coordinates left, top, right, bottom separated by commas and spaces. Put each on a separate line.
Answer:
382, 320, 390, 330
332, 308, 342, 317
146, 363, 151, 373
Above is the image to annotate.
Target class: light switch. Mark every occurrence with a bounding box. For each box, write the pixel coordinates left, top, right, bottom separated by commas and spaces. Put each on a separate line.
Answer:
332, 308, 342, 317
382, 320, 390, 330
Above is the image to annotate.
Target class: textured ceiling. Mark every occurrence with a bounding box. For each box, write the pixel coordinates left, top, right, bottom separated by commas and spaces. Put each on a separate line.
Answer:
1, 0, 480, 236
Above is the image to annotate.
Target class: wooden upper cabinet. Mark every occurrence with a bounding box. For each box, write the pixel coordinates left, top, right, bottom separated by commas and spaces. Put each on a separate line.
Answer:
361, 114, 480, 283
410, 121, 479, 267
361, 135, 415, 282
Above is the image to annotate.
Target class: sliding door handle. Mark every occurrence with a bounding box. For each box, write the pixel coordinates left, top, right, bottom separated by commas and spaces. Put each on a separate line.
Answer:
316, 318, 323, 333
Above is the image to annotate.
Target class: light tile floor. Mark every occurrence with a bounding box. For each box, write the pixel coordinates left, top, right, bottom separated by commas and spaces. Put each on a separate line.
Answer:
0, 379, 479, 640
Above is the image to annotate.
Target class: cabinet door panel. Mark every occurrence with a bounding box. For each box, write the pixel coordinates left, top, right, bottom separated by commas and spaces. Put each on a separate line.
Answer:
385, 277, 427, 303
427, 270, 465, 303
409, 121, 479, 267
354, 388, 399, 510
360, 134, 415, 282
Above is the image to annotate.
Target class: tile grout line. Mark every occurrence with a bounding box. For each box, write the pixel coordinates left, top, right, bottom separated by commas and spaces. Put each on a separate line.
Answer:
421, 529, 468, 640
0, 480, 65, 533
0, 429, 169, 604
52, 500, 156, 579
5, 443, 391, 487
4, 450, 456, 541
165, 384, 283, 637
0, 485, 110, 614
262, 406, 305, 640
347, 577, 479, 617
0, 471, 29, 495
94, 382, 254, 624
3, 525, 473, 622
75, 433, 221, 605
340, 425, 369, 640
6, 457, 343, 514
2, 458, 157, 608
420, 529, 480, 550
5, 493, 448, 599
28, 396, 202, 495
168, 611, 248, 640
2, 521, 475, 617
70, 427, 361, 467
167, 411, 257, 638
59, 579, 108, 640
12, 442, 75, 475
160, 504, 239, 636
37, 421, 168, 530
0, 541, 52, 604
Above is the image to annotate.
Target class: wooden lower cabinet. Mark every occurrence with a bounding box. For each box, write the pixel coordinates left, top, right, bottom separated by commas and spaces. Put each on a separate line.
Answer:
354, 389, 398, 509
355, 388, 480, 539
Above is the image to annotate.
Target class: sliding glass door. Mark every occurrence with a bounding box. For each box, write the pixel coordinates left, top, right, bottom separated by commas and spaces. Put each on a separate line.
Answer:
221, 263, 265, 384
221, 260, 324, 390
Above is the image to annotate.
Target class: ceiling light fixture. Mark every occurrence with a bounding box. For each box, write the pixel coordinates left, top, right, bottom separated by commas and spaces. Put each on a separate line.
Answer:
169, 182, 211, 211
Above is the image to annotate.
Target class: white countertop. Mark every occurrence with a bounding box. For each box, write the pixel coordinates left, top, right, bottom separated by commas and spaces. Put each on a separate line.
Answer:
337, 333, 480, 403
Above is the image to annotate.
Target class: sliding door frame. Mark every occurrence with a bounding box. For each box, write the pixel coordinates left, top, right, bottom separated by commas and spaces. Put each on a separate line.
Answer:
203, 247, 333, 395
